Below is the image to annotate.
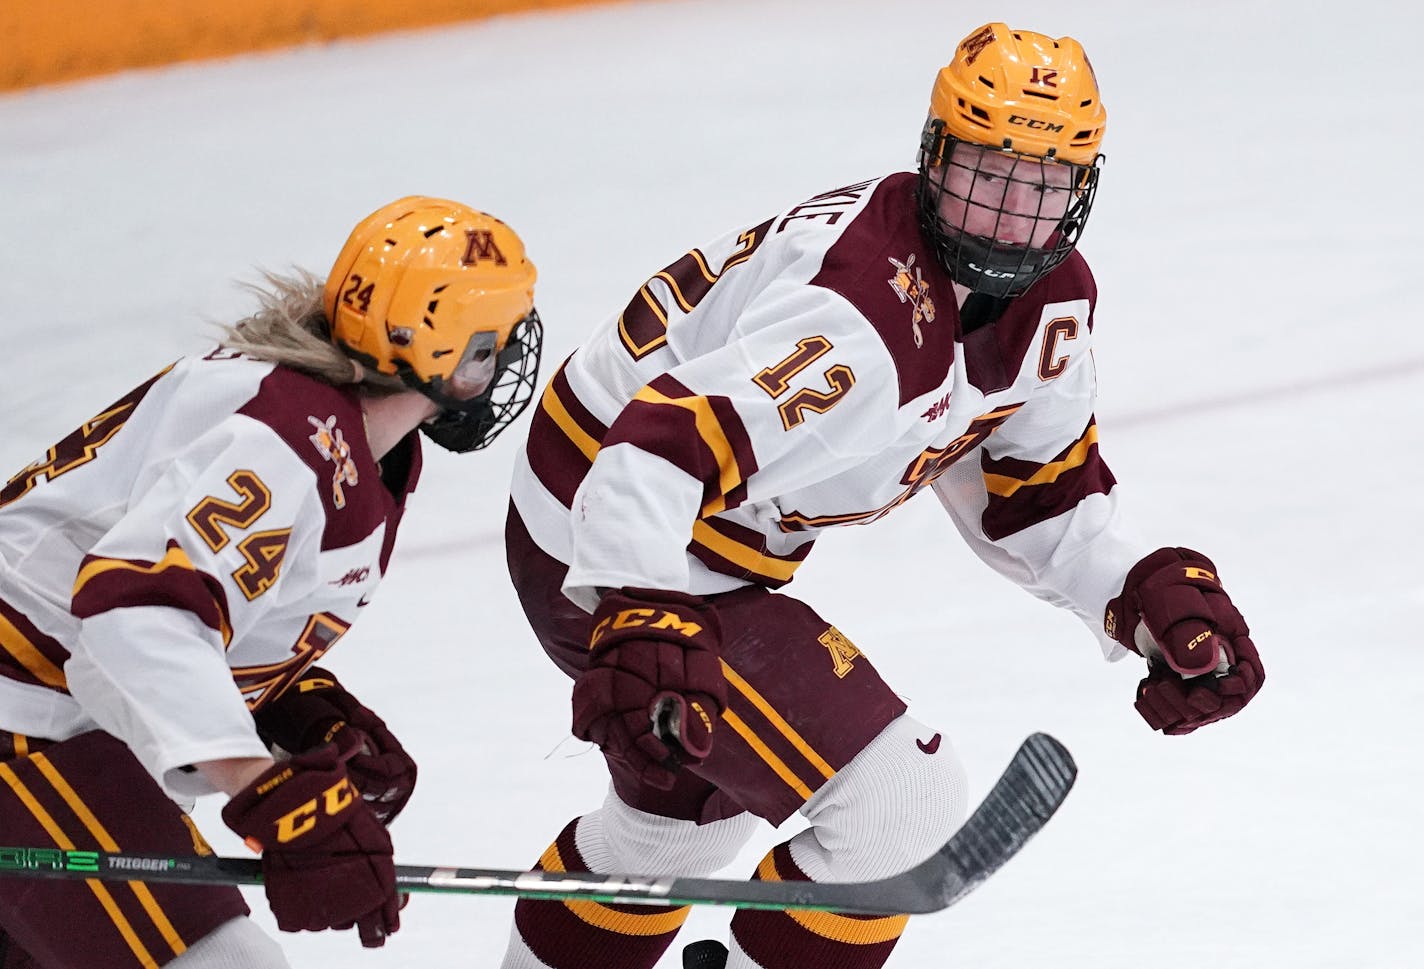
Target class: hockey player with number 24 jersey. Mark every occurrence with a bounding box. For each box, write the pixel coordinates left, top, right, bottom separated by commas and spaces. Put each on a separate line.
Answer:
502, 22, 1264, 969
0, 197, 543, 968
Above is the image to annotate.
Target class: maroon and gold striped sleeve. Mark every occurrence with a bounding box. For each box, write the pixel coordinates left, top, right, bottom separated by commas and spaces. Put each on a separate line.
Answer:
603, 373, 760, 517
689, 516, 811, 588
0, 596, 71, 692
71, 540, 234, 646
979, 418, 1115, 542
525, 361, 609, 509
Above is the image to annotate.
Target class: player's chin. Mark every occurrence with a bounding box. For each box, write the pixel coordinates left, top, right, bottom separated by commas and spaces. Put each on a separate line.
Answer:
445, 374, 493, 401
445, 356, 496, 401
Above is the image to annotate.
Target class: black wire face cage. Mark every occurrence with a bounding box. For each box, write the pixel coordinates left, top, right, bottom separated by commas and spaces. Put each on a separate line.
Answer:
419, 309, 545, 453
916, 119, 1101, 299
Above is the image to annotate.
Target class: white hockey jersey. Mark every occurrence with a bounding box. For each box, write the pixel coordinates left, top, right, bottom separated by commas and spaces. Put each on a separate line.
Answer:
0, 350, 421, 798
510, 173, 1150, 657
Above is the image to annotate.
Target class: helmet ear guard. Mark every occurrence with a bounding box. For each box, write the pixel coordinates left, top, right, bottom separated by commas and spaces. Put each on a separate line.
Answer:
917, 24, 1106, 297
324, 197, 544, 451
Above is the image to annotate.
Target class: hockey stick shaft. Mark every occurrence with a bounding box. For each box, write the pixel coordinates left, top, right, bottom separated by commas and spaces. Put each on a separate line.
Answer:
0, 733, 1075, 915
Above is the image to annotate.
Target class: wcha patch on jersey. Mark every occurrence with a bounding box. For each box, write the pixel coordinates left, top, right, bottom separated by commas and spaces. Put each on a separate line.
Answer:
329, 566, 370, 587
307, 415, 359, 510
887, 254, 937, 347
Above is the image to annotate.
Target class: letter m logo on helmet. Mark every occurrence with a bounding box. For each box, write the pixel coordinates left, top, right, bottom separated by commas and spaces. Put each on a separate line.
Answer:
322, 196, 545, 451
462, 229, 509, 267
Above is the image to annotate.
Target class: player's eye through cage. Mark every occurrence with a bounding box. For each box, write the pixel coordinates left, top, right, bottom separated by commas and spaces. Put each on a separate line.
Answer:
916, 120, 1100, 299
419, 309, 544, 453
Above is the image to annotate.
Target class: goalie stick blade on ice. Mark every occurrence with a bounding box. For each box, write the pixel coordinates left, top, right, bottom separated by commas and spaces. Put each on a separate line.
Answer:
0, 732, 1076, 915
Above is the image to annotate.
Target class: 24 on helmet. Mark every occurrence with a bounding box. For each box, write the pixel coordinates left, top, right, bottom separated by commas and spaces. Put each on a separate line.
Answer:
916, 23, 1107, 298
324, 196, 543, 452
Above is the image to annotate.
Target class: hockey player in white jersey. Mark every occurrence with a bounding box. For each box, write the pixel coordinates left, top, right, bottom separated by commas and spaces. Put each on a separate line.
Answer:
501, 23, 1264, 969
0, 197, 542, 968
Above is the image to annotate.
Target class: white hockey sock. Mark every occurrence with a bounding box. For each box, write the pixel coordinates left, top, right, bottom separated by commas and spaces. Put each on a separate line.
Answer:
166, 917, 289, 969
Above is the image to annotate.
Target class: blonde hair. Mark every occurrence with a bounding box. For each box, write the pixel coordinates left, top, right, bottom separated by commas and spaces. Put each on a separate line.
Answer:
218, 269, 406, 395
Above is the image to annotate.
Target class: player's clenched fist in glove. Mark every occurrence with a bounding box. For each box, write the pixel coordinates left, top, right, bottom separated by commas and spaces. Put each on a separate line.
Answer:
254, 667, 418, 826
572, 588, 727, 790
222, 735, 401, 947
1106, 546, 1265, 735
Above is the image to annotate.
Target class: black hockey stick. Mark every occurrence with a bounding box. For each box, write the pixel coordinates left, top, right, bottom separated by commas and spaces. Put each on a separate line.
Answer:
0, 732, 1075, 915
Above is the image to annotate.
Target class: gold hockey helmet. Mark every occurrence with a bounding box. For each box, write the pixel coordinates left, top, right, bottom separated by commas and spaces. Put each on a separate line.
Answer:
927, 23, 1105, 164
324, 197, 543, 451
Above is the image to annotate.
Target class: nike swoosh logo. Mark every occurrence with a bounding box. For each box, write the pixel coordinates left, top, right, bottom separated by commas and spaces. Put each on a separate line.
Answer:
916, 733, 941, 755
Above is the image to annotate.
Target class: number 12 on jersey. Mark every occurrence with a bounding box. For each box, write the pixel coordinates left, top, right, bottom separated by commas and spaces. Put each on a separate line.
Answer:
753, 337, 856, 431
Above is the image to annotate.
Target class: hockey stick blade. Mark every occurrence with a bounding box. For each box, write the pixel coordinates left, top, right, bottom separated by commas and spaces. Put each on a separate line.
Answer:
0, 733, 1074, 915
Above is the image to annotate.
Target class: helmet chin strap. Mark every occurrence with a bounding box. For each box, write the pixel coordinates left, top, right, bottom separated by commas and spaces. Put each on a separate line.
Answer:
419, 401, 497, 454
951, 235, 1056, 299
414, 377, 502, 454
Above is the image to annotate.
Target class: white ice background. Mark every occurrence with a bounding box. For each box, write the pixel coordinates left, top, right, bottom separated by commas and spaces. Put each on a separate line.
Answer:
2, 0, 1422, 966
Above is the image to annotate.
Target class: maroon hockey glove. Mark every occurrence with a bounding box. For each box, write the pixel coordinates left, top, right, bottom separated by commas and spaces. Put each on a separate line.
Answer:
1106, 547, 1265, 735
222, 736, 400, 947
571, 588, 727, 790
254, 667, 417, 826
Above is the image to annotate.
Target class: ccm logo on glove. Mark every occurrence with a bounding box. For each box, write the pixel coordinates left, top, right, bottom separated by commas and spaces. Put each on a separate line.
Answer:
573, 588, 726, 790
591, 608, 704, 647
271, 775, 356, 844
221, 736, 400, 946
1106, 546, 1264, 734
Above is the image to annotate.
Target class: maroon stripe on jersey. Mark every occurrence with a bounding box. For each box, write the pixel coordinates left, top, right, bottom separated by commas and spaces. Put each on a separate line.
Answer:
512, 818, 687, 969
979, 419, 1116, 541
617, 283, 673, 361
550, 362, 608, 444
688, 516, 812, 588
730, 842, 906, 968
236, 368, 398, 552
0, 598, 70, 693
526, 362, 606, 508
71, 542, 233, 645
704, 391, 758, 512
607, 374, 759, 512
